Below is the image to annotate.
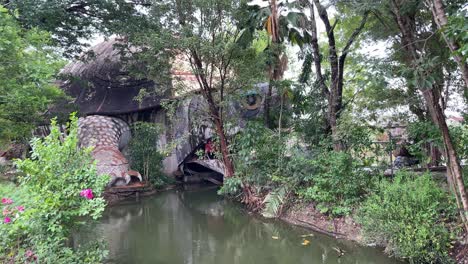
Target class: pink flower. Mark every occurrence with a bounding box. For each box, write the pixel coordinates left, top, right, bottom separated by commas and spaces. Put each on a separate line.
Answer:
16, 206, 25, 212
4, 216, 11, 224
79, 189, 94, 200
1, 198, 13, 205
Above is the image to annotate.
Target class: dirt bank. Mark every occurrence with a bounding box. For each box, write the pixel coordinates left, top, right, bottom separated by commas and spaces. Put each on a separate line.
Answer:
280, 203, 363, 242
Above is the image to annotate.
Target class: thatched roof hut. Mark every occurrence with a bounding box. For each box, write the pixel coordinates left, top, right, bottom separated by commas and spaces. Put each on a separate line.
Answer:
58, 39, 165, 115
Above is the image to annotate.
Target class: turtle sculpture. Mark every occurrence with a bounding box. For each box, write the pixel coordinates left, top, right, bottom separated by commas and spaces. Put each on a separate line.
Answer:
58, 38, 272, 187
77, 115, 140, 186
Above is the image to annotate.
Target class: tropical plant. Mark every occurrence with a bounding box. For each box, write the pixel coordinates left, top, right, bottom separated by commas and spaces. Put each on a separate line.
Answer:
262, 186, 288, 218
231, 121, 285, 186
406, 121, 444, 166
1, 114, 109, 263
218, 177, 243, 197
450, 123, 468, 161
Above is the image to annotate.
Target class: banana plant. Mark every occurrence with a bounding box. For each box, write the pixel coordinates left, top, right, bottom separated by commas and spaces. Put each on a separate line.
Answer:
239, 0, 311, 48
238, 0, 311, 127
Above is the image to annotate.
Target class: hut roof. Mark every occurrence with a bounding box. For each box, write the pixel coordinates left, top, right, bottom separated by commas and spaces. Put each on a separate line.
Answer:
58, 39, 164, 115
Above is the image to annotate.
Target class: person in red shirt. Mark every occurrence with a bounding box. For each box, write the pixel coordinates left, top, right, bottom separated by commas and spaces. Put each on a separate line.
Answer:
204, 139, 214, 159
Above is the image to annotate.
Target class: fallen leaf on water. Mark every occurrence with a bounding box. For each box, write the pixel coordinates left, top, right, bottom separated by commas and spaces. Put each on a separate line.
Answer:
301, 239, 310, 246
272, 236, 279, 240
332, 247, 346, 256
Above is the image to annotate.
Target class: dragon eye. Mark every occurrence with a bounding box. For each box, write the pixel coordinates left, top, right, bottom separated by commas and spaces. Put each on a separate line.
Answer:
246, 95, 256, 105
242, 93, 262, 110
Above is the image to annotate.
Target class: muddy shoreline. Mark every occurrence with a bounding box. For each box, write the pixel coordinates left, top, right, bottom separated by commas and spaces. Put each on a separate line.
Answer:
280, 203, 363, 242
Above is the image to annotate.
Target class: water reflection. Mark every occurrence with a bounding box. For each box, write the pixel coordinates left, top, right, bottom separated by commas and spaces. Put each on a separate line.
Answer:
76, 187, 399, 264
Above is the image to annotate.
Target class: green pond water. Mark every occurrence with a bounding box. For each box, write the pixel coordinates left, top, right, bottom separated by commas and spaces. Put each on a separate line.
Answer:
76, 187, 400, 264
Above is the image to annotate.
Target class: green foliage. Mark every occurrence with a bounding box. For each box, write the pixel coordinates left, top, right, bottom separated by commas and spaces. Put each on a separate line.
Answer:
232, 121, 285, 186
408, 121, 442, 144
240, 0, 310, 46
117, 0, 267, 101
297, 151, 373, 216
340, 56, 402, 121
218, 177, 243, 196
336, 114, 376, 154
128, 122, 168, 187
291, 82, 328, 146
358, 171, 456, 263
0, 182, 29, 206
407, 121, 467, 165
232, 121, 375, 216
450, 123, 468, 160
0, 6, 65, 146
407, 121, 443, 164
445, 9, 468, 60
2, 1, 141, 57
1, 114, 108, 263
229, 121, 310, 216
262, 186, 288, 218
231, 121, 375, 217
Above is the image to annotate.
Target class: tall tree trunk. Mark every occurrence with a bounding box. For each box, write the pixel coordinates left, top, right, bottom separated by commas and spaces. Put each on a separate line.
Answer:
312, 0, 341, 150
190, 51, 235, 178
427, 0, 468, 88
264, 0, 280, 128
174, 1, 235, 178
264, 82, 273, 128
422, 89, 468, 232
302, 0, 328, 98
428, 143, 441, 167
301, 0, 331, 135
205, 89, 235, 178
312, 0, 368, 151
328, 96, 342, 151
213, 113, 235, 177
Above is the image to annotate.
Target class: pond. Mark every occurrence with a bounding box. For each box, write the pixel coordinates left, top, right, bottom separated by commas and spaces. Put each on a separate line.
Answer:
76, 186, 400, 264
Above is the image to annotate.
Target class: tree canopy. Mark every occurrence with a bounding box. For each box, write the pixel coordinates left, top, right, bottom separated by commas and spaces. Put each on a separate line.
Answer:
0, 6, 64, 146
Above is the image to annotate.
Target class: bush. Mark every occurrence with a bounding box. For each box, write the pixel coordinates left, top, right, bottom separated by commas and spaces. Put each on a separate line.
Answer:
357, 171, 456, 263
231, 122, 374, 217
297, 151, 373, 216
232, 121, 285, 186
232, 121, 309, 184
229, 122, 312, 217
1, 114, 109, 263
128, 122, 169, 187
